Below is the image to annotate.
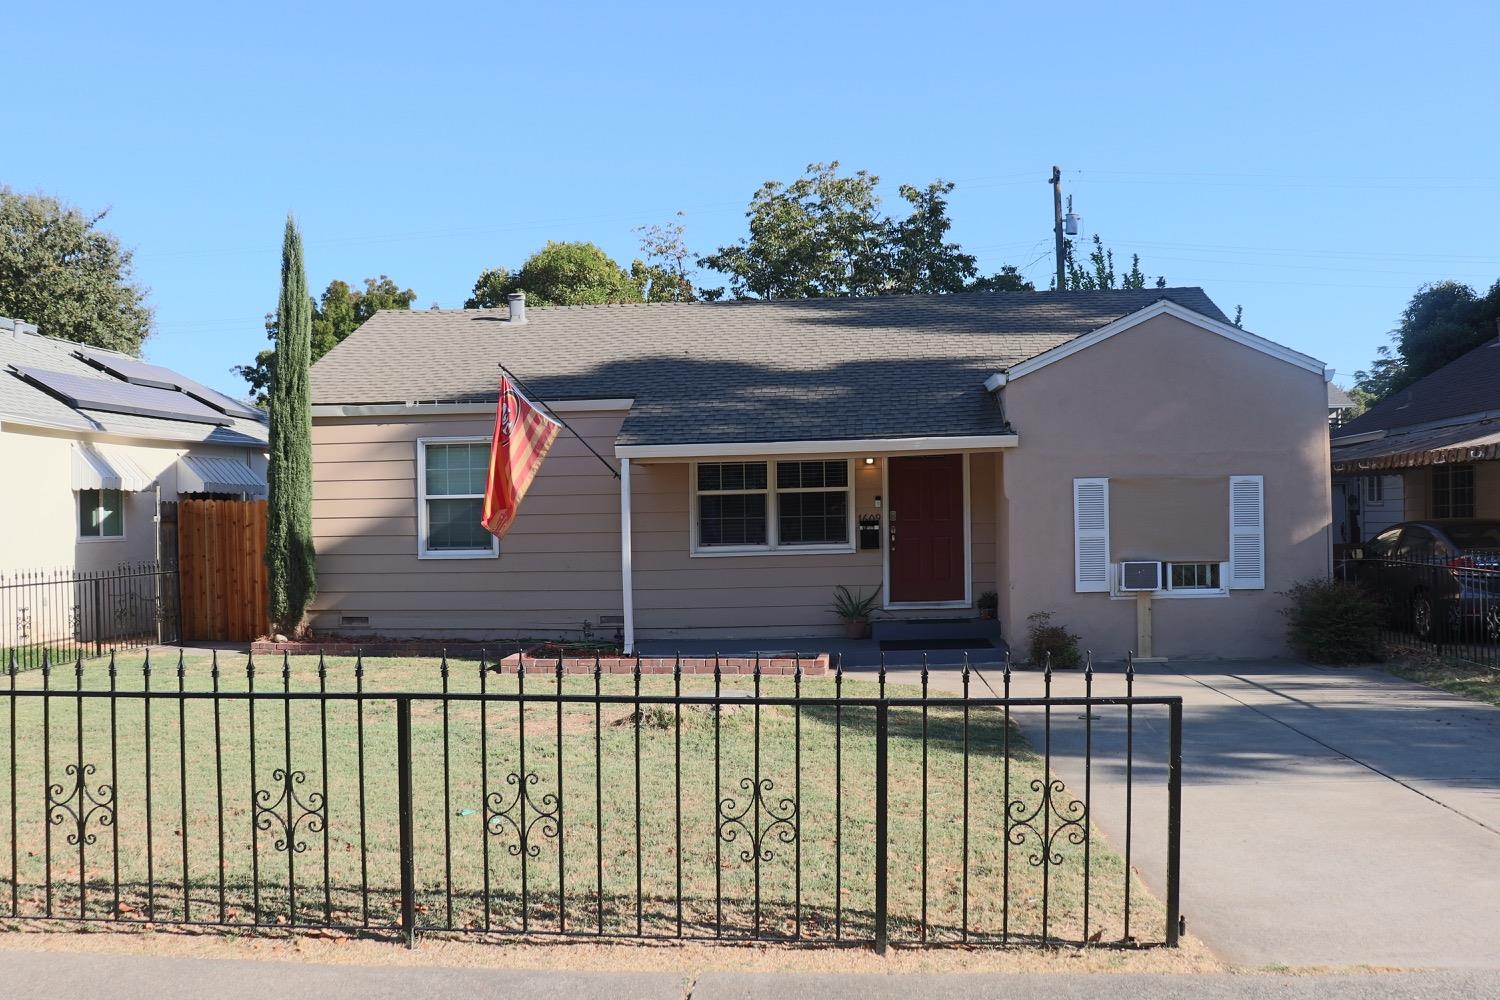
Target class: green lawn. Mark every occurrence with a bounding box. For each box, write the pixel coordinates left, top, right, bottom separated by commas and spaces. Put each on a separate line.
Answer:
0, 652, 1167, 948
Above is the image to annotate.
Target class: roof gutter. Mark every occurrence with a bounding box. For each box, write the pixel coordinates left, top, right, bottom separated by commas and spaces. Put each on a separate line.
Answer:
615, 433, 1019, 460
312, 398, 635, 418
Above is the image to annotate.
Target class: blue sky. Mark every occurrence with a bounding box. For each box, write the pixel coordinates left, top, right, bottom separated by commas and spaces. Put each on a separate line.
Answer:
10, 1, 1499, 397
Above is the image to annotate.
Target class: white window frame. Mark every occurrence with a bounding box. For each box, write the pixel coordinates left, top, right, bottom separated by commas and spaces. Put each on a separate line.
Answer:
689, 458, 856, 557
1110, 560, 1230, 600
1164, 561, 1227, 595
77, 488, 126, 542
416, 436, 499, 560
1365, 476, 1383, 503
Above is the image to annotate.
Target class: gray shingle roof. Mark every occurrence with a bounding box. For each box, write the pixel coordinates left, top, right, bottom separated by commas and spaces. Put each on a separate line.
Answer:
311, 289, 1229, 446
1335, 340, 1500, 438
0, 328, 267, 448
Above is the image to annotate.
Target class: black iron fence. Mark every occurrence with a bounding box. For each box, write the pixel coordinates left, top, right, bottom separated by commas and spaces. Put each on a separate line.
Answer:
0, 650, 1182, 953
1338, 549, 1500, 668
0, 563, 179, 672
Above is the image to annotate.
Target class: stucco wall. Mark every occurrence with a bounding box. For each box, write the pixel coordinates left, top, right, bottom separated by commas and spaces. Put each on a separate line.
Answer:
999, 313, 1331, 659
308, 410, 626, 640
0, 423, 264, 573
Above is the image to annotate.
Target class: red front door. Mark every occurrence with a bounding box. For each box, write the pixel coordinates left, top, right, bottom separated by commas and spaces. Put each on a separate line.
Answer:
888, 454, 966, 603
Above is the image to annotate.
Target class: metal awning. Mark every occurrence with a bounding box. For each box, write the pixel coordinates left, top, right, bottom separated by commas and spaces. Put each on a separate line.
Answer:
1331, 418, 1500, 473
71, 444, 155, 492
176, 455, 266, 496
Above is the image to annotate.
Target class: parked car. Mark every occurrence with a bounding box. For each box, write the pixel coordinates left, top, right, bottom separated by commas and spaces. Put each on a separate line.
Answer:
1349, 520, 1500, 641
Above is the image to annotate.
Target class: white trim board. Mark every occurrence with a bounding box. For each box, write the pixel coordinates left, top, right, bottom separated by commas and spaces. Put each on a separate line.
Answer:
618, 434, 1017, 461
314, 398, 634, 419
881, 453, 973, 611
1005, 300, 1326, 380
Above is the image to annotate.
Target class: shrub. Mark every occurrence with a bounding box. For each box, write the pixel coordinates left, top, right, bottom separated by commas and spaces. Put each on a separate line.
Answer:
1026, 611, 1082, 668
1281, 578, 1384, 664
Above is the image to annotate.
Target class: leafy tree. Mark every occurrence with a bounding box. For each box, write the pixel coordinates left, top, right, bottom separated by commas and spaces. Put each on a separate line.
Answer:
631, 214, 698, 302
968, 265, 1035, 292
1353, 280, 1500, 400
236, 275, 416, 404
1058, 234, 1166, 291
889, 181, 979, 293
701, 163, 1031, 299
0, 186, 152, 352
266, 216, 317, 636
465, 241, 642, 308
699, 162, 890, 299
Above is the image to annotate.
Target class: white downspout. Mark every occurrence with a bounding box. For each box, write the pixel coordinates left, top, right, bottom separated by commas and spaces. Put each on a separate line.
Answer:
620, 457, 635, 653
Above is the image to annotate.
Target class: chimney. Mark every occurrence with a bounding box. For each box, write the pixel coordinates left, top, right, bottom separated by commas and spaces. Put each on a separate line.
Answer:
507, 292, 527, 325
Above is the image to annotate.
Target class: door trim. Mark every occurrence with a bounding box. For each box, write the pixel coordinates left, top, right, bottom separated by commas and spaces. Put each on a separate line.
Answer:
881, 453, 972, 610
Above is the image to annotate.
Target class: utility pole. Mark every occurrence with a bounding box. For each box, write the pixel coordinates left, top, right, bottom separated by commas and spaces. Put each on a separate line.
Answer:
1051, 165, 1067, 291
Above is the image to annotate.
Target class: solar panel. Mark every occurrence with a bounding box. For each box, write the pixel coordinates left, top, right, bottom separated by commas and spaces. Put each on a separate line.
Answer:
72, 348, 263, 420
11, 366, 234, 426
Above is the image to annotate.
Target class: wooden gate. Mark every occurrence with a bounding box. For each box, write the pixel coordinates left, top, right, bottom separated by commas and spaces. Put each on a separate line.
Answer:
177, 499, 269, 641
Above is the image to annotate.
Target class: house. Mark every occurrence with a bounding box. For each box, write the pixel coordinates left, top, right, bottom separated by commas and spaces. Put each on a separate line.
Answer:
0, 316, 268, 573
1331, 336, 1500, 549
306, 289, 1332, 659
1328, 383, 1356, 428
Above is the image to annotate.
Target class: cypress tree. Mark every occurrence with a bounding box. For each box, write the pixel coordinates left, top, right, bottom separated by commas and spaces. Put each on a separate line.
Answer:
266, 215, 317, 634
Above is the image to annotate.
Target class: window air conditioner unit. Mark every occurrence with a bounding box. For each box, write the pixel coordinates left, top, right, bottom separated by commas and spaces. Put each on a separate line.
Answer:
1119, 561, 1162, 592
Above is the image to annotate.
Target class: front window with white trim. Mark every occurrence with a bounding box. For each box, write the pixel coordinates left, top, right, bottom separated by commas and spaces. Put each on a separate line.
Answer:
418, 439, 498, 558
693, 459, 853, 553
78, 488, 124, 539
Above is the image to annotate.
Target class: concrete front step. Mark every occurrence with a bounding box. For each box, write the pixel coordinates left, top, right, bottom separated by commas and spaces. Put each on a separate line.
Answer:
870, 616, 1002, 643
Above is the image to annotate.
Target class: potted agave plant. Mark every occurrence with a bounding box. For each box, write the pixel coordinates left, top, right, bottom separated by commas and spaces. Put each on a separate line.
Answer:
832, 585, 881, 640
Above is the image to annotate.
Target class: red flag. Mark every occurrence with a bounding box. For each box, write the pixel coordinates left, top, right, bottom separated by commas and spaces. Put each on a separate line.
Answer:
482, 376, 562, 538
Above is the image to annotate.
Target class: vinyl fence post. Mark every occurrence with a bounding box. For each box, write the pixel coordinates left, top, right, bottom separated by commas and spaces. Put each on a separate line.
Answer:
874, 700, 889, 955
1165, 698, 1183, 947
396, 696, 417, 947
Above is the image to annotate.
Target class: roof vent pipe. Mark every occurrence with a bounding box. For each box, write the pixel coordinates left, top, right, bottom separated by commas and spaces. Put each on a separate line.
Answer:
507, 292, 527, 324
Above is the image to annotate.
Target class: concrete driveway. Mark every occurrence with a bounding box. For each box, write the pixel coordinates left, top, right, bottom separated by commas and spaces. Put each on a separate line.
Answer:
967, 660, 1500, 968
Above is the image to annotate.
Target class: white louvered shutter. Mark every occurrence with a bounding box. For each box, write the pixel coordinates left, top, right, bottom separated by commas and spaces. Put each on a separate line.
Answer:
1073, 478, 1110, 593
1228, 475, 1266, 590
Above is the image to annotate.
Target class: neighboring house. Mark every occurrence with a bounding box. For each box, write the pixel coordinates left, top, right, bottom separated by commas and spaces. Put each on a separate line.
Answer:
0, 317, 268, 573
1328, 383, 1356, 428
1331, 336, 1500, 548
307, 289, 1331, 659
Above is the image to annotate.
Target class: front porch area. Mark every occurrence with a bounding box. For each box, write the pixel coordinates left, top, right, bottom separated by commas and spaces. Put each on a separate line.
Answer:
636, 615, 1008, 667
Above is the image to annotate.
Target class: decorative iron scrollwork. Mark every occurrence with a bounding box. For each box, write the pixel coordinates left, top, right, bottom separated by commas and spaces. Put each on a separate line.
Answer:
485, 772, 560, 858
1006, 777, 1087, 869
15, 607, 30, 640
48, 763, 115, 847
718, 776, 798, 864
254, 769, 326, 853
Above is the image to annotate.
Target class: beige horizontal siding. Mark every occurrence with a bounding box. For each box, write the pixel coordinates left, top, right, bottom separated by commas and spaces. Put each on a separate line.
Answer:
309, 409, 1003, 643
633, 453, 1000, 640
308, 411, 625, 639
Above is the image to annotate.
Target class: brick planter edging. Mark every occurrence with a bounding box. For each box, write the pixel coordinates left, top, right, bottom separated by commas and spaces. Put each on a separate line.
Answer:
248, 641, 829, 676
497, 653, 828, 676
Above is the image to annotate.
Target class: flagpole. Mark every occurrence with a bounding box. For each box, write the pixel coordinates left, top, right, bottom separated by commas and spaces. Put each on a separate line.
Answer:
497, 363, 621, 480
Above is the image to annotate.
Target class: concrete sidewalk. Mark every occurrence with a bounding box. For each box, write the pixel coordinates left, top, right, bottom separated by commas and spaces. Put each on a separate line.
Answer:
979, 660, 1500, 968
1, 950, 1496, 1000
